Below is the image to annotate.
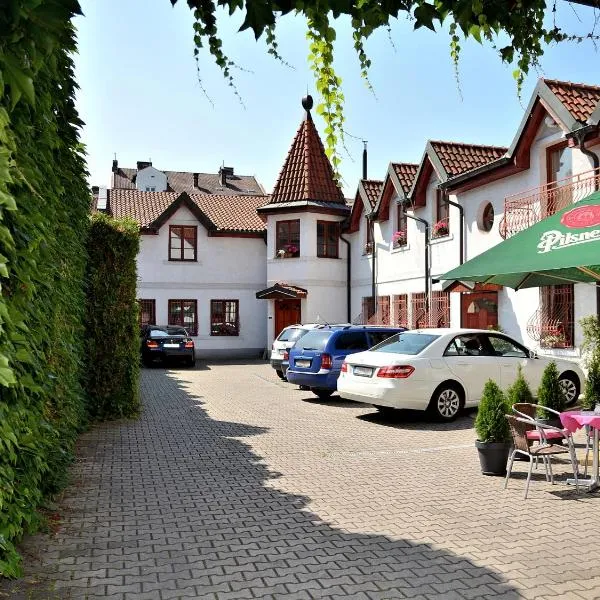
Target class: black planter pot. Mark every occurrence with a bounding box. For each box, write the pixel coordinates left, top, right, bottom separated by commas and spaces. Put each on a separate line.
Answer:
475, 440, 511, 476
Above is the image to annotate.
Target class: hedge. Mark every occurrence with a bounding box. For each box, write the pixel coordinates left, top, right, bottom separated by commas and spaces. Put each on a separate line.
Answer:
85, 214, 140, 420
0, 2, 90, 576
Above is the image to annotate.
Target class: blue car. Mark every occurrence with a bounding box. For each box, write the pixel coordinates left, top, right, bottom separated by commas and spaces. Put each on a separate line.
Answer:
286, 325, 406, 399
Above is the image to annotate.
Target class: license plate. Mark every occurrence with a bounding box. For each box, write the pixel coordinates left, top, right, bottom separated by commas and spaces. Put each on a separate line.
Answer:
163, 343, 180, 348
295, 359, 311, 368
353, 366, 373, 377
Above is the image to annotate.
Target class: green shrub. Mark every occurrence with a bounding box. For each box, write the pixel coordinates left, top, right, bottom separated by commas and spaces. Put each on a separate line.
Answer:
0, 2, 89, 576
475, 380, 510, 443
580, 315, 600, 366
537, 361, 565, 417
84, 214, 141, 420
583, 357, 600, 411
507, 364, 534, 406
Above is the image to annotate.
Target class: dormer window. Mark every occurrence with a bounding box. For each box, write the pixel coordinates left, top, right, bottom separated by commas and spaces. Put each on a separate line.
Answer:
434, 189, 450, 238
169, 225, 197, 261
364, 217, 373, 255
146, 186, 156, 192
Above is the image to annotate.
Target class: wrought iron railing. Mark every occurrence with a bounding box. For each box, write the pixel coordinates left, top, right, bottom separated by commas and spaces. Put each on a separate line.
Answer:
500, 168, 600, 239
526, 285, 574, 349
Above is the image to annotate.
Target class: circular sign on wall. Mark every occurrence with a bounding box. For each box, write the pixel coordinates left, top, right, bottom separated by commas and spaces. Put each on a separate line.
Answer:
560, 205, 600, 229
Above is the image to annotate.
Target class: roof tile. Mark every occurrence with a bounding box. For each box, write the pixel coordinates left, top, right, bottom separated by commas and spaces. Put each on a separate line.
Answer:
391, 163, 419, 195
430, 141, 507, 178
544, 79, 600, 123
268, 113, 345, 204
109, 190, 268, 233
360, 179, 383, 209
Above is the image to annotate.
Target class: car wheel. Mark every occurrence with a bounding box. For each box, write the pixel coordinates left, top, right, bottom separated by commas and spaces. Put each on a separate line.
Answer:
559, 373, 580, 406
314, 389, 334, 400
275, 370, 286, 380
428, 383, 464, 422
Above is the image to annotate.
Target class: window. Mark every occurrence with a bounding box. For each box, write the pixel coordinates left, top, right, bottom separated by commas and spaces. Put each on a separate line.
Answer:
317, 221, 339, 258
444, 334, 485, 357
369, 331, 398, 347
169, 226, 197, 261
411, 292, 428, 329
362, 296, 375, 322
146, 186, 156, 192
546, 143, 573, 216
334, 332, 369, 351
168, 299, 198, 335
376, 296, 391, 325
138, 299, 156, 327
364, 217, 373, 254
486, 335, 527, 358
276, 220, 300, 257
431, 291, 450, 328
393, 294, 408, 328
211, 300, 239, 336
373, 332, 440, 355
539, 284, 574, 348
394, 203, 408, 247
433, 189, 449, 238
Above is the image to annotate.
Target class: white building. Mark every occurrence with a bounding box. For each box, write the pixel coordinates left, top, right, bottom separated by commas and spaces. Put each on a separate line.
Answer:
100, 78, 600, 359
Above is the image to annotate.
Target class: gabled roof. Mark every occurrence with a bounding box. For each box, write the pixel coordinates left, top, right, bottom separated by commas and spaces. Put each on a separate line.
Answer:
109, 190, 269, 235
346, 179, 383, 233
374, 163, 418, 221
408, 141, 506, 206
266, 100, 345, 206
444, 77, 600, 192
256, 283, 308, 300
112, 168, 264, 195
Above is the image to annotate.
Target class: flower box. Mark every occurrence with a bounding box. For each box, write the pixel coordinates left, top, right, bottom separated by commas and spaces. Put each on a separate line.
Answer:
432, 220, 449, 239
392, 230, 407, 248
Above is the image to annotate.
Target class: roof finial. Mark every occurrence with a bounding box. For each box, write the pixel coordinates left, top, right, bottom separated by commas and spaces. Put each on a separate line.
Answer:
302, 94, 313, 114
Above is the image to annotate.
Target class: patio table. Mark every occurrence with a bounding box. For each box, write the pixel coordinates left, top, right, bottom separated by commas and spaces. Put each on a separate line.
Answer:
560, 410, 600, 493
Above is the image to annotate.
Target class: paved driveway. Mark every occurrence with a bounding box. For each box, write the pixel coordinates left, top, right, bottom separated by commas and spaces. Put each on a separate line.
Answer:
3, 361, 600, 599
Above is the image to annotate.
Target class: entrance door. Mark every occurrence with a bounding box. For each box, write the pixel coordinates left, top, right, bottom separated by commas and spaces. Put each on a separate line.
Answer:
274, 299, 301, 338
461, 292, 498, 330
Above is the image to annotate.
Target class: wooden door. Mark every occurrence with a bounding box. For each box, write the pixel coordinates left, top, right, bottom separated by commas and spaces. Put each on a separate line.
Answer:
461, 292, 498, 330
274, 299, 301, 337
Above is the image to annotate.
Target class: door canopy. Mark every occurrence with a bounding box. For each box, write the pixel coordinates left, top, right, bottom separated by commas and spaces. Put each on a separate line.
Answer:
256, 283, 308, 300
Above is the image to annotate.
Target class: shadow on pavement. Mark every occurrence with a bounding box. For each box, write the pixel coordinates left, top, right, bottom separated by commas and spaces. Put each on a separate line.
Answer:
358, 407, 477, 432
2, 370, 518, 599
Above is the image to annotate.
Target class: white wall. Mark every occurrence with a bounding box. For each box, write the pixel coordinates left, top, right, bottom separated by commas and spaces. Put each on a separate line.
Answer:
138, 204, 268, 358
136, 166, 168, 192
265, 211, 348, 342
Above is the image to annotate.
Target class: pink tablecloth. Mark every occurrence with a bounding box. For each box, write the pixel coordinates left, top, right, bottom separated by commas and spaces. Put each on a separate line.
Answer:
560, 410, 600, 433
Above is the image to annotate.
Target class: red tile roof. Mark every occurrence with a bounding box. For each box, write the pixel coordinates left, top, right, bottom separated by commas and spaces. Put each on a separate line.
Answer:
391, 163, 419, 195
430, 141, 507, 178
268, 114, 345, 204
544, 79, 600, 124
112, 168, 264, 195
361, 180, 383, 209
109, 190, 268, 233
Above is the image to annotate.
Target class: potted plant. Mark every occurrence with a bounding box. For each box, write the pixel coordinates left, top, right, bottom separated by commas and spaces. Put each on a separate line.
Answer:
540, 332, 567, 349
432, 220, 449, 239
537, 361, 564, 426
392, 230, 407, 248
475, 379, 511, 475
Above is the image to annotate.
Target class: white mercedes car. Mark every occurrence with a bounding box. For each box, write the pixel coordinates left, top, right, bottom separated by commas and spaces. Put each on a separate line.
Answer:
337, 328, 584, 421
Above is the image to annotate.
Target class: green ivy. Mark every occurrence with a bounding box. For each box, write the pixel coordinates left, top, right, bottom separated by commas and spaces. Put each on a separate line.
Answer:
0, 0, 89, 577
84, 214, 141, 420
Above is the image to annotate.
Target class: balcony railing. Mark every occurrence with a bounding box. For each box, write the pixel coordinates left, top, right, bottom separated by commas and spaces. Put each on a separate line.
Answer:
499, 168, 600, 239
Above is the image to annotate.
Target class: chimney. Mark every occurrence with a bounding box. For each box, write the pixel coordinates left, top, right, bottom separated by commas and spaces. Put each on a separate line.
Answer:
112, 159, 118, 173
362, 141, 368, 180
219, 166, 234, 186
137, 160, 152, 171
193, 173, 199, 188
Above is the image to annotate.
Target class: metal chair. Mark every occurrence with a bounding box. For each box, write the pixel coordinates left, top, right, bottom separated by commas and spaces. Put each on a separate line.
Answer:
505, 414, 579, 499
511, 403, 566, 444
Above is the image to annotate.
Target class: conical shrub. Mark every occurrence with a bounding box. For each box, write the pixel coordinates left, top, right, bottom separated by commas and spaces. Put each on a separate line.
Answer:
475, 380, 510, 443
537, 362, 564, 417
507, 364, 534, 407
584, 357, 600, 410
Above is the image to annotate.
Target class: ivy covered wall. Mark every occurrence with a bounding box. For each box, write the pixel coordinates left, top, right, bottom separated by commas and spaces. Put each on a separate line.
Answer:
0, 1, 90, 576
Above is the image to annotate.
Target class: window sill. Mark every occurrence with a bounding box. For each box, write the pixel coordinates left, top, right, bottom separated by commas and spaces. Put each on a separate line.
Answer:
391, 244, 410, 254
430, 234, 453, 245
317, 255, 341, 259
163, 259, 199, 265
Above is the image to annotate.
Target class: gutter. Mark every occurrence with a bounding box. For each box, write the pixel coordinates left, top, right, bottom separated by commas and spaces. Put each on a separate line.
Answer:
340, 231, 352, 323
569, 124, 600, 318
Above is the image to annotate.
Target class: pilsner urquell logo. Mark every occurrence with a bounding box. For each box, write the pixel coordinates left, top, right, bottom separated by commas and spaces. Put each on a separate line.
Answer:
537, 205, 600, 254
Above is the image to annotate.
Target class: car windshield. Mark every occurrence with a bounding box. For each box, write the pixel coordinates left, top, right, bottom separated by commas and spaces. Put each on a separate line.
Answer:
149, 326, 187, 338
371, 332, 440, 355
277, 327, 307, 342
293, 330, 333, 351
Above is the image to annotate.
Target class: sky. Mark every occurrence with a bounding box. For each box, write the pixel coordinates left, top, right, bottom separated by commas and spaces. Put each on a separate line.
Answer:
74, 0, 600, 197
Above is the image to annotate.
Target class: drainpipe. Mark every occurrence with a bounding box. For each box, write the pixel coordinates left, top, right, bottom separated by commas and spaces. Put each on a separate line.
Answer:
405, 212, 430, 315
444, 191, 464, 265
572, 126, 600, 318
340, 232, 351, 323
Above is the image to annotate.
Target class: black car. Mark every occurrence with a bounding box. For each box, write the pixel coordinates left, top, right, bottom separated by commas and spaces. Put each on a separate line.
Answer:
141, 325, 196, 367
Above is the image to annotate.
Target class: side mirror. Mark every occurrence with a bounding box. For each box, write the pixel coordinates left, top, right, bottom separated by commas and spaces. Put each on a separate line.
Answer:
528, 349, 537, 359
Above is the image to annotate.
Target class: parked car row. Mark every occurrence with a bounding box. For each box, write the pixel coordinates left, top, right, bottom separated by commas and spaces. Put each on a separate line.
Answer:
275, 325, 584, 422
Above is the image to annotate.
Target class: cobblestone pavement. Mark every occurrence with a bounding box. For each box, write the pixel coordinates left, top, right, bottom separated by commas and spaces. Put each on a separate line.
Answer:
3, 361, 600, 599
